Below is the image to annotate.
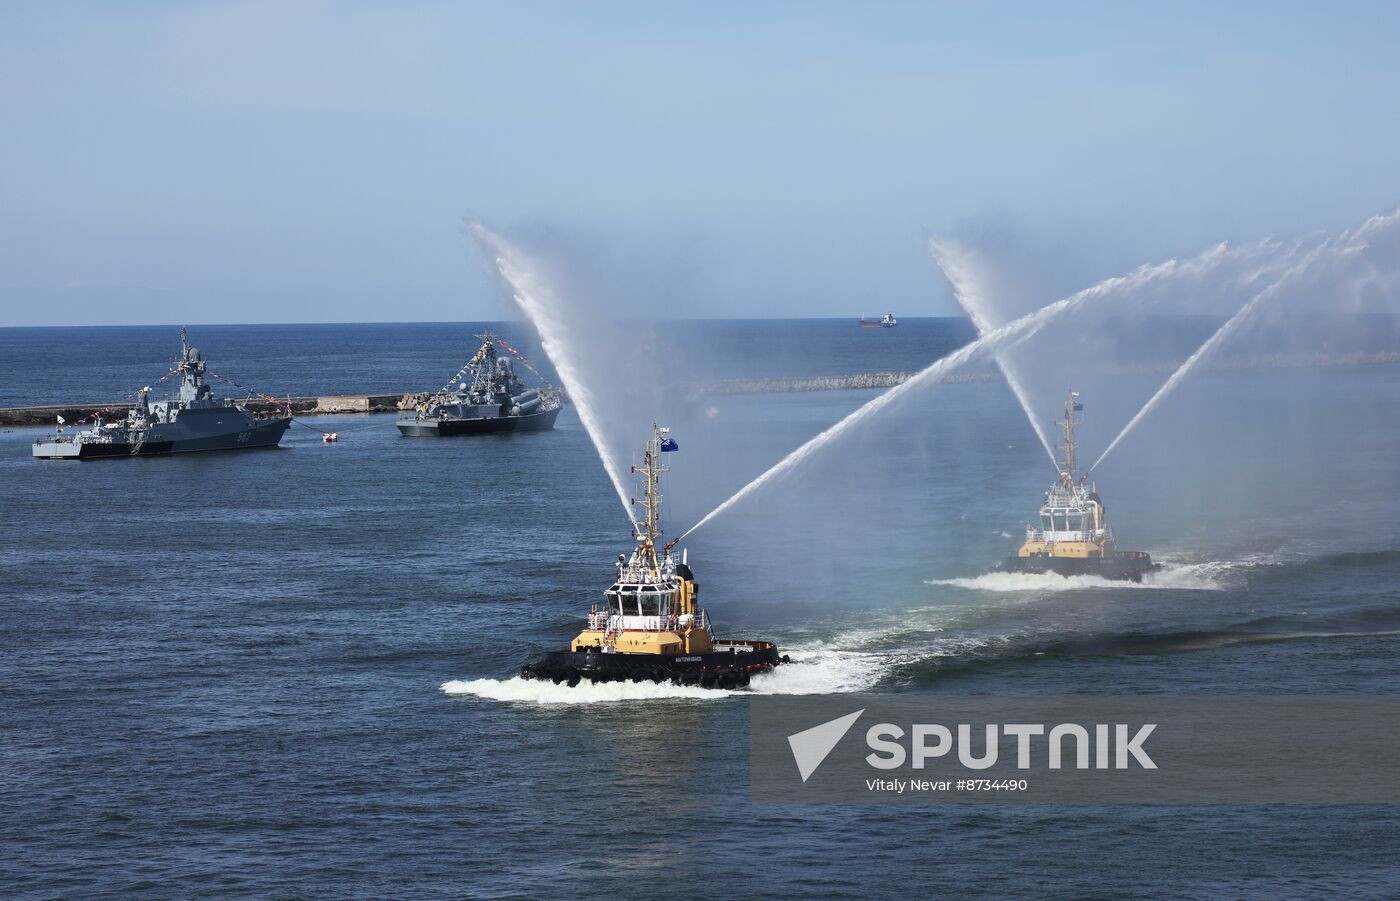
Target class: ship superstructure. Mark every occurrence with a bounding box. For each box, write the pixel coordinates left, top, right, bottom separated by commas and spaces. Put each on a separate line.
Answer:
1003, 392, 1158, 581
32, 329, 291, 460
396, 331, 559, 437
520, 425, 787, 689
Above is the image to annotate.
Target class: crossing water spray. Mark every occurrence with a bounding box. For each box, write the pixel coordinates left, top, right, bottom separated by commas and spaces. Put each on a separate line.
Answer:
929, 238, 1057, 466
469, 222, 638, 523
680, 236, 1302, 538
678, 254, 1203, 540
1089, 210, 1400, 472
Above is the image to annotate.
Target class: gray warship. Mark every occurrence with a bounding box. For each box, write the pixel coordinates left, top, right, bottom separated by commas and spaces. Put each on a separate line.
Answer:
396, 331, 560, 437
32, 329, 292, 460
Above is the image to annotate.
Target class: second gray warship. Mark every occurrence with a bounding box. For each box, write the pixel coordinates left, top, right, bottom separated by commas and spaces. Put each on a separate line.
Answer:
32, 329, 292, 460
396, 332, 560, 437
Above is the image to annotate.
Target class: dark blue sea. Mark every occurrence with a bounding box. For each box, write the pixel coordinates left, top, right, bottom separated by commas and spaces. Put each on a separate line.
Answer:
4, 319, 1400, 899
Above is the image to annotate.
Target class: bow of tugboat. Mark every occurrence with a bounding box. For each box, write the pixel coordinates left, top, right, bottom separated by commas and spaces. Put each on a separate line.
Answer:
1000, 391, 1160, 582
520, 424, 789, 689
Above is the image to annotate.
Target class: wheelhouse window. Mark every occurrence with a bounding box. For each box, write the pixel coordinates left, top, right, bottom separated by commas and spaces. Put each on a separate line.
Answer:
639, 585, 661, 616
614, 585, 641, 615
1040, 513, 1053, 531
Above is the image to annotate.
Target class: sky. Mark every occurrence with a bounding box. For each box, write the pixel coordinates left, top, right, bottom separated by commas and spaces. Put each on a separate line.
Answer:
2, 1, 1399, 326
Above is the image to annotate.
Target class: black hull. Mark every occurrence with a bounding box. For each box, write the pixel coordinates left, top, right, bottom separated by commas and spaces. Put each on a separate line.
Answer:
520, 641, 788, 689
32, 418, 291, 460
397, 406, 560, 438
1001, 553, 1160, 583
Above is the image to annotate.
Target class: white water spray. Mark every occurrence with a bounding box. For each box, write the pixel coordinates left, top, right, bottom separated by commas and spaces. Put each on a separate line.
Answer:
679, 253, 1205, 540
680, 236, 1303, 538
469, 222, 638, 523
1089, 210, 1399, 472
929, 238, 1057, 466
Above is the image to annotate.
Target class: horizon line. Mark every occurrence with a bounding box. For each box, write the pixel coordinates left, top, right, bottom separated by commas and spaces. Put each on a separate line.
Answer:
0, 314, 975, 330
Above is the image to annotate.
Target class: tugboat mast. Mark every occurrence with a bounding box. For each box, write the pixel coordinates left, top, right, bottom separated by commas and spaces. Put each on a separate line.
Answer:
1055, 391, 1082, 487
630, 425, 670, 579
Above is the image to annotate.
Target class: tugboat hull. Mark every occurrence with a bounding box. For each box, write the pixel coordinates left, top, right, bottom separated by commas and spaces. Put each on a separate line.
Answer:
521, 640, 788, 689
1002, 553, 1159, 583
396, 405, 559, 437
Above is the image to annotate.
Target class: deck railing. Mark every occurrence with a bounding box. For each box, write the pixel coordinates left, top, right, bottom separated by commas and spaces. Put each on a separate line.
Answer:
588, 611, 709, 633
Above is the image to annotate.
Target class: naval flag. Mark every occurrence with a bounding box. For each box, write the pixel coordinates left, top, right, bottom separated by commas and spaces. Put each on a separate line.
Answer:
659, 437, 679, 452
56, 414, 66, 425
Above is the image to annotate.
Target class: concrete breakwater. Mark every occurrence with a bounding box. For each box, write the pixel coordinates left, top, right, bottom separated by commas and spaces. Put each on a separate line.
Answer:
687, 349, 1400, 396
0, 375, 935, 425
700, 370, 986, 395
4, 351, 1398, 425
0, 392, 421, 426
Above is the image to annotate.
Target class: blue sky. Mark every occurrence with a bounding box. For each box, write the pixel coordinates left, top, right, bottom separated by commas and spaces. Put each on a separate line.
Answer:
2, 1, 1398, 326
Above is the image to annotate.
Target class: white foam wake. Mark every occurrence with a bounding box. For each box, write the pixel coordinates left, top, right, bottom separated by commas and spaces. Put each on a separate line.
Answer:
750, 642, 885, 695
441, 677, 729, 704
927, 563, 1229, 592
440, 640, 883, 704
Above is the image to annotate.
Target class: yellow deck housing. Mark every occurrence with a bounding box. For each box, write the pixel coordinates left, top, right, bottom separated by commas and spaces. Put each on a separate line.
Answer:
1018, 536, 1115, 559
569, 569, 715, 654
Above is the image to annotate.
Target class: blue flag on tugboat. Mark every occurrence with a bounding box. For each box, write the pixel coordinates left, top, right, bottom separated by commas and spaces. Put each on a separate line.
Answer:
1073, 403, 1083, 412
660, 437, 679, 452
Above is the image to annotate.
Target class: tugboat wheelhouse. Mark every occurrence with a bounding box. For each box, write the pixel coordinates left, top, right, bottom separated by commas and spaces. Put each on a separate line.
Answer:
1003, 392, 1159, 581
519, 424, 787, 689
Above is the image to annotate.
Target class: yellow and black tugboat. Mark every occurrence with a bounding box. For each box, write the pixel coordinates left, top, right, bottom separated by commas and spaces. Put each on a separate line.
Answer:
520, 425, 788, 689
1002, 392, 1159, 582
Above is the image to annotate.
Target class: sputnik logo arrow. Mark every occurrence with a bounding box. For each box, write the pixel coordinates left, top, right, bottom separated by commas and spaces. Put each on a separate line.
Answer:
787, 709, 865, 782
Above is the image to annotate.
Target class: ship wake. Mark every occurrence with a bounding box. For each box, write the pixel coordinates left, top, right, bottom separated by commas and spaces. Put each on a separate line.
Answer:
747, 640, 886, 695
440, 639, 884, 704
440, 677, 729, 704
927, 562, 1234, 592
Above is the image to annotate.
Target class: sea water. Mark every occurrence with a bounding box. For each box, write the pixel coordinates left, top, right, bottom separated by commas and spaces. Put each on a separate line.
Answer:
4, 320, 1400, 898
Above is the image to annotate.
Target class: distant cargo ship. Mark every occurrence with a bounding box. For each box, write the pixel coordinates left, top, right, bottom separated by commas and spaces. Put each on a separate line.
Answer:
1001, 392, 1158, 582
859, 312, 898, 328
396, 332, 560, 437
32, 329, 291, 460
